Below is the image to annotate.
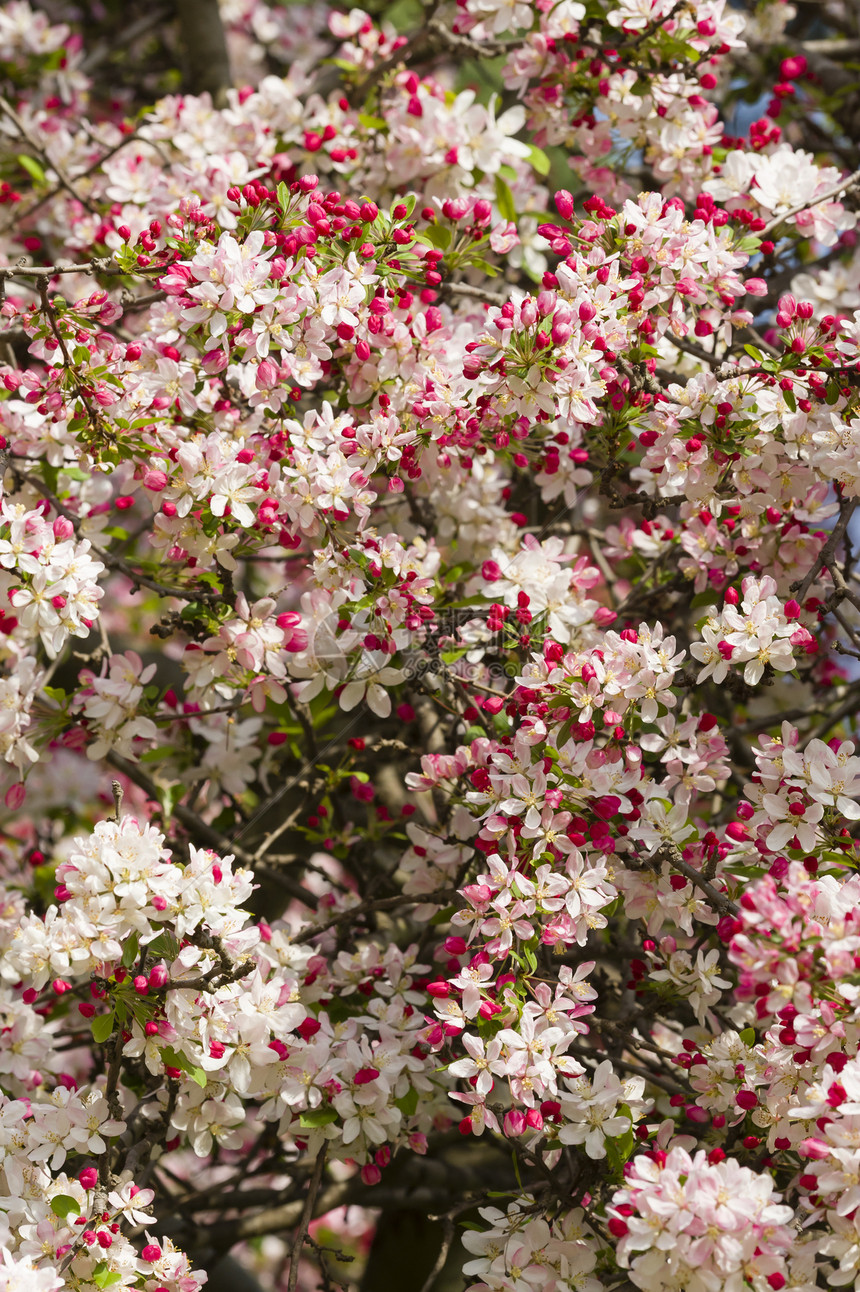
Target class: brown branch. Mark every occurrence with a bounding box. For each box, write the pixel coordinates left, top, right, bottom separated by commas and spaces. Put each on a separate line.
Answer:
36, 283, 103, 434
105, 749, 318, 907
81, 6, 174, 74
445, 281, 505, 307
287, 1146, 327, 1292
418, 1218, 455, 1292
763, 167, 860, 236
0, 94, 100, 216
792, 497, 859, 604
14, 466, 227, 605
0, 258, 121, 279
297, 888, 459, 941
651, 844, 739, 917
164, 961, 255, 994
345, 16, 511, 106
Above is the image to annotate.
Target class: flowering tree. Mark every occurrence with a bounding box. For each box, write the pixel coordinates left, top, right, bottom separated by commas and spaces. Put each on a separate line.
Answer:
4, 0, 860, 1289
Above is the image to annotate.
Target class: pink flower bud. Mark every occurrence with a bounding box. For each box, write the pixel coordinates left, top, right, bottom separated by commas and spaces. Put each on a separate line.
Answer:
554, 190, 574, 221
256, 358, 278, 389
133, 975, 149, 996
799, 1137, 831, 1160
141, 1244, 162, 1262
504, 1109, 526, 1136
4, 783, 25, 810
473, 200, 492, 226
143, 469, 168, 492
780, 55, 807, 79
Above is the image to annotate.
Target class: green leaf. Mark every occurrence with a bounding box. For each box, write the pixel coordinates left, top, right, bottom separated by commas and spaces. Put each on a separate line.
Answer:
91, 1012, 114, 1044
743, 344, 763, 362
121, 933, 139, 970
17, 154, 46, 185
494, 174, 516, 225
394, 1087, 419, 1117
158, 781, 179, 824
525, 143, 551, 177
51, 1194, 81, 1219
783, 388, 797, 413
826, 380, 840, 405
161, 1045, 207, 1087
423, 223, 451, 251
299, 1107, 339, 1128
428, 904, 456, 925
606, 1119, 635, 1180
739, 1027, 756, 1046
358, 112, 386, 130
146, 930, 178, 961
277, 181, 290, 214
92, 1262, 123, 1289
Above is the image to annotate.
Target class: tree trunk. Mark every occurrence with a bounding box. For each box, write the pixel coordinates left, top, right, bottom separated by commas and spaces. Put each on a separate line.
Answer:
176, 0, 232, 104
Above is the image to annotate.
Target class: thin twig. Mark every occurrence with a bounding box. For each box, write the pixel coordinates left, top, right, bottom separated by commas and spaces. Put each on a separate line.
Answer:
445, 280, 505, 307
651, 844, 739, 917
0, 94, 99, 215
297, 888, 459, 941
287, 1145, 327, 1292
763, 167, 860, 235
792, 498, 859, 604
418, 1218, 455, 1292
105, 749, 318, 907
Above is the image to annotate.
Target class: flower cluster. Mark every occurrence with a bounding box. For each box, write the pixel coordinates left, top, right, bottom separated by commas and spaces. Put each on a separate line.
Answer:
0, 0, 859, 1287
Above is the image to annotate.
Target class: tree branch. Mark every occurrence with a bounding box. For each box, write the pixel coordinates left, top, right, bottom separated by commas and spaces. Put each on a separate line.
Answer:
792, 497, 859, 604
